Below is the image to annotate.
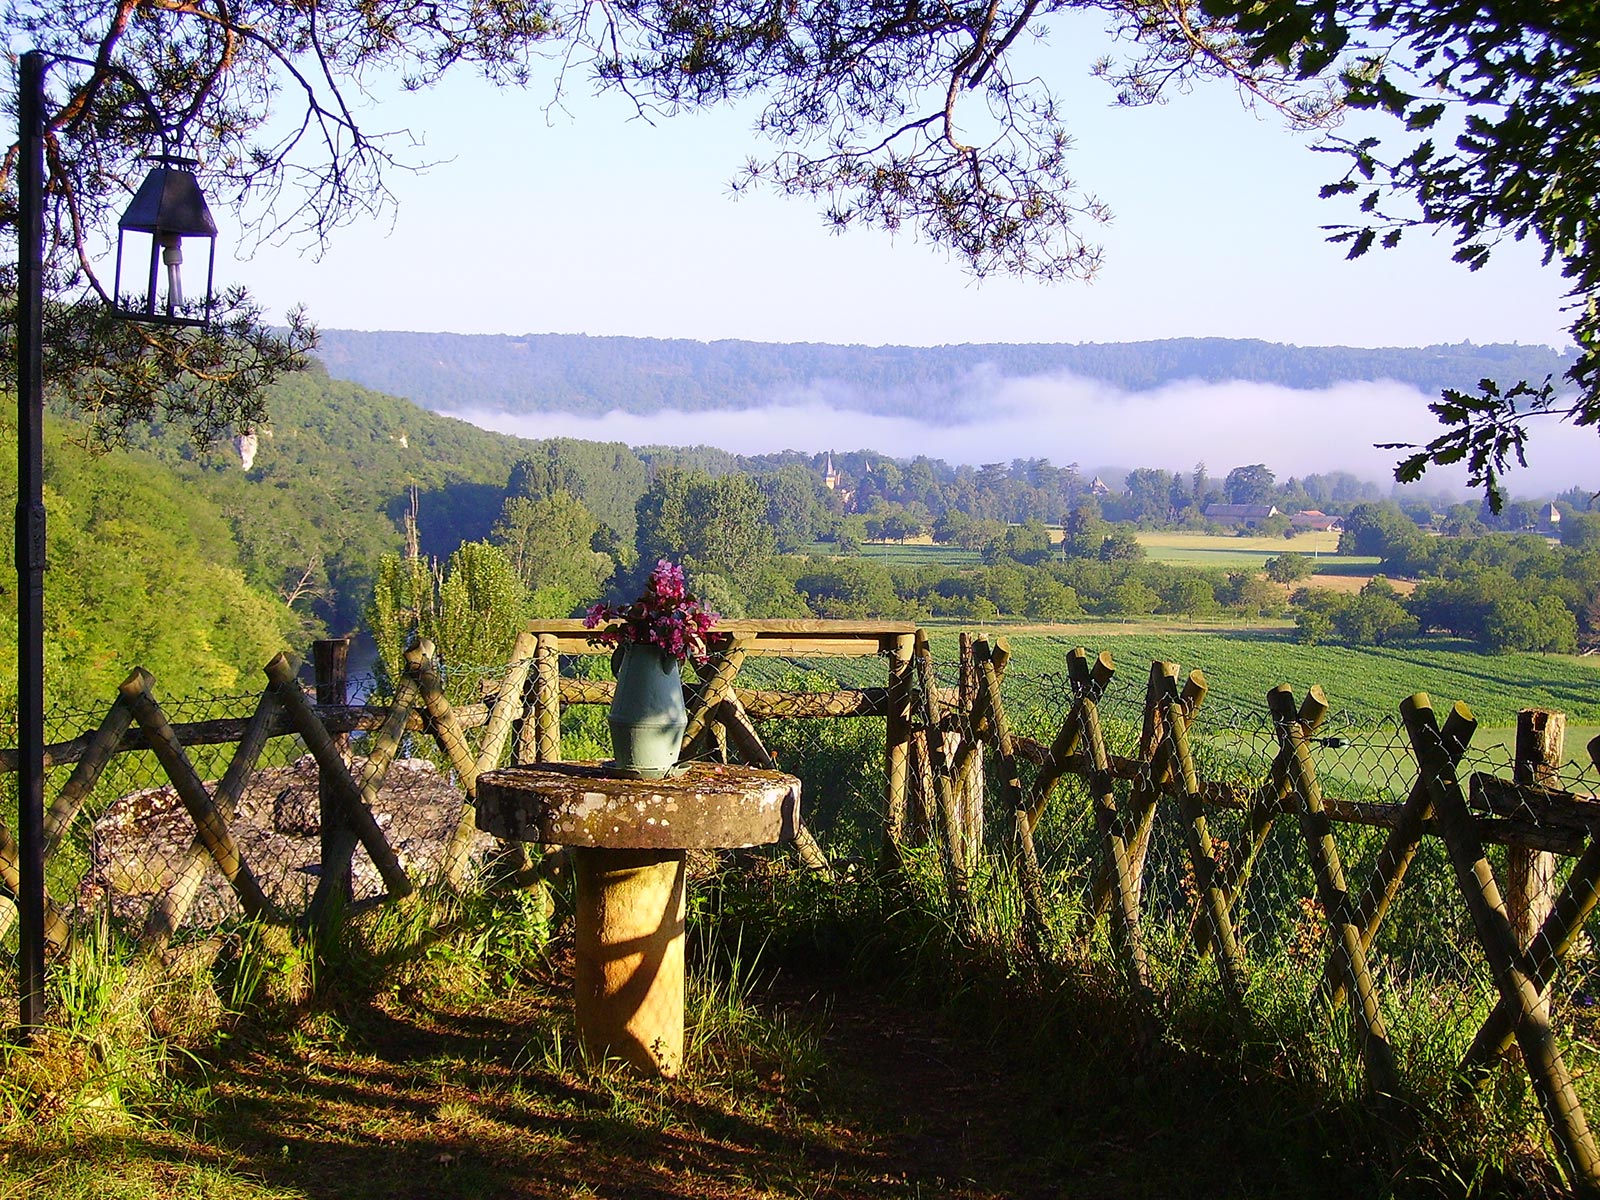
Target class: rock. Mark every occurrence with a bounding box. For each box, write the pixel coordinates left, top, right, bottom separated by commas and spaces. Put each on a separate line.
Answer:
80, 753, 492, 934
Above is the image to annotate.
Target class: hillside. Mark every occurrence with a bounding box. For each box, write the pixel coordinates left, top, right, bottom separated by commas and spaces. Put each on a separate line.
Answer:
124, 363, 559, 632
0, 408, 304, 716
313, 331, 1575, 420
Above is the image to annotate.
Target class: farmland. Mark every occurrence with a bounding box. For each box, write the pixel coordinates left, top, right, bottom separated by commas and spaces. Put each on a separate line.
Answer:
927, 625, 1600, 736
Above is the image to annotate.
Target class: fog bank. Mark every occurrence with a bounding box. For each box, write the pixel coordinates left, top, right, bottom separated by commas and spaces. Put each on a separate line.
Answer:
440, 373, 1596, 497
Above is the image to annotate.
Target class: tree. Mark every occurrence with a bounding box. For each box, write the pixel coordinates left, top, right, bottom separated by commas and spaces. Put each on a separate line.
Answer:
1295, 607, 1334, 646
761, 464, 825, 552
1061, 499, 1108, 560
793, 560, 901, 619
1123, 468, 1175, 525
1098, 530, 1145, 563
687, 472, 776, 577
12, 0, 1596, 487
1224, 464, 1277, 506
490, 489, 613, 615
367, 541, 527, 701
1332, 590, 1417, 646
1338, 502, 1422, 564
1562, 513, 1600, 554
1194, 0, 1600, 503
635, 467, 774, 581
1265, 551, 1315, 583
1162, 575, 1219, 616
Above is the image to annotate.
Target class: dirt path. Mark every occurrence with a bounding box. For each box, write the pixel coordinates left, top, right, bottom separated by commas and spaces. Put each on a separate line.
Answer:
174, 959, 1369, 1200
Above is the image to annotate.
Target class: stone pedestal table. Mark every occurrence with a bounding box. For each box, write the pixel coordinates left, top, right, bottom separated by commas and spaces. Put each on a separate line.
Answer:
475, 761, 800, 1076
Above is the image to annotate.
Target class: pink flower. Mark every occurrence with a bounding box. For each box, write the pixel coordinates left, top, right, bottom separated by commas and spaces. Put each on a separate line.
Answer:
584, 558, 719, 664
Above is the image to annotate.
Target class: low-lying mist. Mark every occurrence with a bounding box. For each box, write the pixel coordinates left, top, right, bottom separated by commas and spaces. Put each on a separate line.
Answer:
440, 372, 1595, 497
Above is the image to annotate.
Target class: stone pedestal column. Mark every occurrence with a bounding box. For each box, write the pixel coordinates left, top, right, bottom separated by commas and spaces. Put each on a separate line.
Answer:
573, 847, 687, 1076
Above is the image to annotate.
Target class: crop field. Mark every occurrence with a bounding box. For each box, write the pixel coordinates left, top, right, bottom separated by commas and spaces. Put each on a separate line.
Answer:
806, 539, 983, 567
818, 530, 1385, 581
1135, 529, 1374, 571
963, 628, 1600, 724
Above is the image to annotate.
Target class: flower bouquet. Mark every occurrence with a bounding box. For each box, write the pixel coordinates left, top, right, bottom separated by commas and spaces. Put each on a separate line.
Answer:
584, 560, 719, 777
584, 558, 720, 665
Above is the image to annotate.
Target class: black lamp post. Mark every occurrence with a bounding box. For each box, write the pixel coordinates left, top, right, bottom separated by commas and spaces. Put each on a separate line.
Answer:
15, 49, 219, 1032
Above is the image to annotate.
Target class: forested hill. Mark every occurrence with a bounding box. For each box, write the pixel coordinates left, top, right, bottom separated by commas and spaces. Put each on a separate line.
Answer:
313, 331, 1574, 419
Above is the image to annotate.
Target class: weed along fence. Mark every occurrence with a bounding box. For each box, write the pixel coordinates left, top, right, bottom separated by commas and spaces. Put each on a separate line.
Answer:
5, 622, 1600, 1186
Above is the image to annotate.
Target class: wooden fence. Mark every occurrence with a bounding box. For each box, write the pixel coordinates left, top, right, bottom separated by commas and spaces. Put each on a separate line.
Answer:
5, 622, 1600, 1187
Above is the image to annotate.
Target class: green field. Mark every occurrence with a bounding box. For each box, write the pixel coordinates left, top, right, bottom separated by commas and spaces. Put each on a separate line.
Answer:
806, 539, 983, 567
1135, 530, 1379, 574
934, 627, 1600, 731
817, 531, 1385, 576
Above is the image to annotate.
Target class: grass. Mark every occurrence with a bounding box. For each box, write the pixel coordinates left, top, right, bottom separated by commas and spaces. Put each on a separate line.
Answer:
1136, 529, 1365, 572
1, 862, 1463, 1200
9, 624, 1599, 1198
964, 627, 1600, 730
805, 539, 984, 568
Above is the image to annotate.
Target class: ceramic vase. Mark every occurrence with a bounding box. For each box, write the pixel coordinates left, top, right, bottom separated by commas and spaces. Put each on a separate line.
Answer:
608, 643, 687, 778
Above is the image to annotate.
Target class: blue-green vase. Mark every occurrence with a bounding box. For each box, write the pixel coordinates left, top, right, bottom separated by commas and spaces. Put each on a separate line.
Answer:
608, 644, 688, 778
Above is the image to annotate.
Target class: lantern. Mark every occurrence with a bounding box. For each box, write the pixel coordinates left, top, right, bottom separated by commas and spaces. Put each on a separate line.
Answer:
114, 154, 218, 326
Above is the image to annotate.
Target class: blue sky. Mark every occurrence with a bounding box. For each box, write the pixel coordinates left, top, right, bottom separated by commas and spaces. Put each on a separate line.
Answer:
226, 25, 1574, 353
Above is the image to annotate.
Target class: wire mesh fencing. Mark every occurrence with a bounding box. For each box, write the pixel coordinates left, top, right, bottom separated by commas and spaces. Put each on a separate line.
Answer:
979, 649, 1600, 1177
5, 627, 1600, 1180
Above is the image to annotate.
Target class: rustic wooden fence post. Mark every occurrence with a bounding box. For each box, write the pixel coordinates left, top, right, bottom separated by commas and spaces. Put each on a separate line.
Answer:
1322, 702, 1476, 1009
683, 637, 751, 764
1088, 663, 1205, 922
406, 640, 493, 892
973, 636, 1051, 955
1509, 709, 1564, 1001
1272, 687, 1403, 1127
313, 638, 354, 907
120, 668, 274, 921
957, 633, 984, 871
884, 632, 916, 866
912, 630, 973, 929
1463, 733, 1600, 1082
1401, 693, 1600, 1189
266, 653, 414, 914
1065, 648, 1151, 995
1023, 649, 1111, 833
0, 694, 133, 947
1211, 685, 1327, 943
534, 633, 561, 763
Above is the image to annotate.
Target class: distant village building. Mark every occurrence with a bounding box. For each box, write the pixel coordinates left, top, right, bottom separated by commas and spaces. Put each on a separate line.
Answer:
1204, 503, 1280, 528
1290, 509, 1343, 532
822, 452, 840, 491
1088, 476, 1111, 497
236, 432, 258, 471
1540, 502, 1562, 532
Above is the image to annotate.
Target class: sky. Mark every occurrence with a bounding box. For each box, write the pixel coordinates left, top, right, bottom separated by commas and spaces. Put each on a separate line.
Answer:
208, 20, 1589, 492
225, 23, 1575, 352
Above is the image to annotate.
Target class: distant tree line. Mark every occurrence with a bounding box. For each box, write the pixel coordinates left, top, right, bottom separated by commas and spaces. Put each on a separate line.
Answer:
315, 332, 1575, 424
1284, 504, 1600, 654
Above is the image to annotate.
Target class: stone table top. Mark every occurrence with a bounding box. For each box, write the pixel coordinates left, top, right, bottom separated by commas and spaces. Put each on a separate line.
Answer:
475, 761, 801, 850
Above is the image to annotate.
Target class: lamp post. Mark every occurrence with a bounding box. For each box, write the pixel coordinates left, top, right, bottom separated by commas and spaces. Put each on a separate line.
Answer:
16, 48, 48, 1035
14, 49, 219, 1032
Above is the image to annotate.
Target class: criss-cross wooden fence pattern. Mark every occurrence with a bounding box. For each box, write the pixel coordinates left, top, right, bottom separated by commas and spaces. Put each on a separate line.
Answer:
0, 622, 919, 956
937, 637, 1600, 1189
0, 633, 561, 955
7, 624, 1600, 1186
513, 619, 924, 875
